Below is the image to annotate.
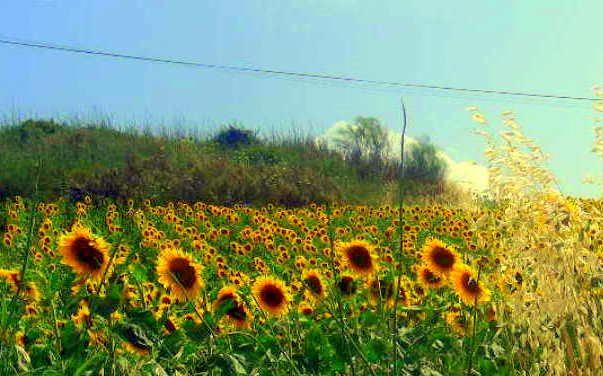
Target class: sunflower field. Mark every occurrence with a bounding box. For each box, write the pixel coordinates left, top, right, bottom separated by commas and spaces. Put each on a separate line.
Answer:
0, 107, 602, 376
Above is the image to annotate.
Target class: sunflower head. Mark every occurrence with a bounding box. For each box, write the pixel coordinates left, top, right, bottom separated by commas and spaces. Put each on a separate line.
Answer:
367, 278, 395, 306
450, 264, 491, 306
58, 226, 110, 280
298, 301, 314, 316
0, 269, 21, 290
122, 340, 151, 356
156, 248, 204, 302
252, 277, 291, 317
421, 238, 459, 275
416, 265, 447, 289
337, 239, 378, 277
213, 285, 251, 328
302, 269, 326, 299
336, 273, 357, 297
444, 310, 469, 336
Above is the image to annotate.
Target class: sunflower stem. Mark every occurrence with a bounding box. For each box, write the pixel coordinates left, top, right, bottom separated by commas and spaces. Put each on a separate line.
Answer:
249, 293, 303, 376
97, 232, 124, 295
391, 97, 408, 376
50, 294, 63, 355
167, 271, 216, 342
465, 265, 482, 376
322, 292, 378, 376
0, 159, 41, 343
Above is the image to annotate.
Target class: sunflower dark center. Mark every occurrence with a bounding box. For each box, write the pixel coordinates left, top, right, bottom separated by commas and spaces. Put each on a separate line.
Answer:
423, 269, 442, 284
227, 303, 247, 321
130, 341, 151, 351
73, 237, 105, 270
346, 246, 372, 270
260, 284, 285, 308
462, 274, 480, 293
169, 258, 197, 289
304, 275, 323, 295
371, 280, 393, 299
301, 307, 313, 315
216, 293, 246, 320
337, 276, 356, 295
431, 246, 455, 269
164, 318, 177, 333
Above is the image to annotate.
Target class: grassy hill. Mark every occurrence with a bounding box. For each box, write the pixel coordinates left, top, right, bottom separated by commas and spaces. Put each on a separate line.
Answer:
0, 118, 460, 206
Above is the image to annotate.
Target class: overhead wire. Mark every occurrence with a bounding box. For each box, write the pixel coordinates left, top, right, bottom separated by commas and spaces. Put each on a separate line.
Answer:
0, 36, 600, 109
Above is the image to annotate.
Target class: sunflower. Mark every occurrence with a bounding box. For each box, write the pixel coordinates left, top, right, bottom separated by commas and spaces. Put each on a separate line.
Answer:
15, 331, 26, 347
213, 286, 251, 328
336, 273, 356, 297
450, 264, 491, 306
337, 239, 378, 277
163, 315, 179, 334
72, 301, 91, 328
444, 310, 469, 336
416, 265, 447, 289
367, 278, 395, 306
421, 238, 459, 275
298, 301, 314, 316
23, 282, 41, 303
58, 226, 110, 280
0, 269, 21, 291
252, 277, 291, 317
302, 269, 327, 299
156, 248, 204, 302
122, 341, 150, 356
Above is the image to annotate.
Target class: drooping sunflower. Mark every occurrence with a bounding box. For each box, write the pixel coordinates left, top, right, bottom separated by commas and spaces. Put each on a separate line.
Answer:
213, 285, 251, 328
416, 265, 447, 289
302, 269, 327, 299
122, 340, 151, 356
337, 239, 378, 277
421, 238, 459, 275
252, 277, 291, 317
450, 264, 491, 306
156, 248, 204, 302
58, 226, 111, 280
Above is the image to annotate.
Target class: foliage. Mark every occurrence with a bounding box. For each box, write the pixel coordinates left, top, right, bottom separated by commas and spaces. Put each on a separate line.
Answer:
330, 116, 393, 179
212, 123, 260, 148
404, 139, 448, 182
0, 118, 461, 206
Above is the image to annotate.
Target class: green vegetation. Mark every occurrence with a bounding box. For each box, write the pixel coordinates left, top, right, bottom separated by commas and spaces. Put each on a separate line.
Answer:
0, 118, 455, 206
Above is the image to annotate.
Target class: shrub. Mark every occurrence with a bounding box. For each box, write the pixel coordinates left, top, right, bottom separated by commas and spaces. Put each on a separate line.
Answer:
403, 140, 447, 182
212, 124, 260, 148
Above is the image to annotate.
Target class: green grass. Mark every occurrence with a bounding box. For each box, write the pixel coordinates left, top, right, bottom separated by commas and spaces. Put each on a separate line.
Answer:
0, 118, 459, 206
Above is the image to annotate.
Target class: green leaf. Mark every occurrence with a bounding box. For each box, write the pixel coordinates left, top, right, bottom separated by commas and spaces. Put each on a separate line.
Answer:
363, 337, 388, 363
60, 321, 82, 357
181, 320, 211, 343
119, 323, 154, 350
225, 354, 247, 375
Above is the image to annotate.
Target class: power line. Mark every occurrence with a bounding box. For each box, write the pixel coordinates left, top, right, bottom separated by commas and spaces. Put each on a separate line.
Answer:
0, 36, 600, 103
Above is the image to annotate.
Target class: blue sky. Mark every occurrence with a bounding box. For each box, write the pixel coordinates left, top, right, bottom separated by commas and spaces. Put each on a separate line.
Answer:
0, 1, 601, 197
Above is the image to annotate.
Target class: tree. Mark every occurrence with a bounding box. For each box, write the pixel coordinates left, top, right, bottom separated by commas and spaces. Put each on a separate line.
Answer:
403, 139, 447, 182
331, 116, 391, 178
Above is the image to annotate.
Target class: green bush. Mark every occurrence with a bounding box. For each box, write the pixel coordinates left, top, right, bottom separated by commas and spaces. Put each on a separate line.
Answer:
212, 124, 260, 148
404, 140, 447, 182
